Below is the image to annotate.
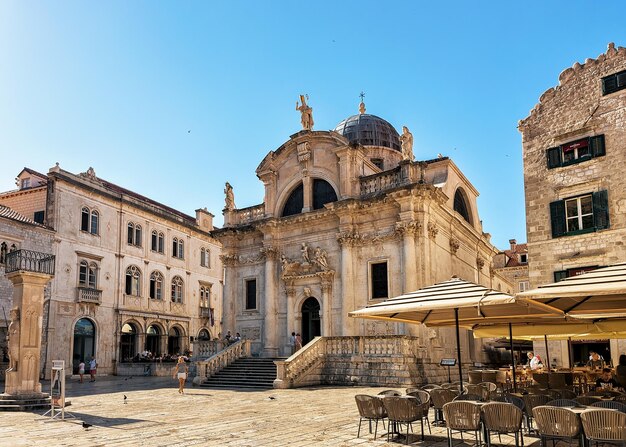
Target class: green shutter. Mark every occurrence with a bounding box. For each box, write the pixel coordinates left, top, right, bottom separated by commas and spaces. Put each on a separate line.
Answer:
546, 147, 562, 169
593, 190, 610, 230
554, 270, 567, 282
550, 200, 566, 238
590, 135, 606, 157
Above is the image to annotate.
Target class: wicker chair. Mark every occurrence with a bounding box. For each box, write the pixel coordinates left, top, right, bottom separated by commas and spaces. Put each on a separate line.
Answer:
481, 402, 525, 447
430, 389, 458, 425
590, 400, 626, 413
532, 405, 583, 447
443, 401, 483, 447
612, 394, 626, 403
479, 382, 498, 393
405, 387, 420, 395
465, 384, 490, 401
546, 399, 579, 408
420, 384, 442, 391
354, 394, 387, 439
454, 393, 483, 402
575, 396, 602, 406
406, 390, 431, 405
544, 389, 563, 400
378, 389, 402, 396
493, 394, 525, 412
383, 396, 428, 444
522, 394, 551, 433
557, 389, 578, 400
580, 408, 626, 446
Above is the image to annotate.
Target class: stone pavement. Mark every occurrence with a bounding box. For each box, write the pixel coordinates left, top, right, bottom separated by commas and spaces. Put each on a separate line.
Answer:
0, 377, 541, 447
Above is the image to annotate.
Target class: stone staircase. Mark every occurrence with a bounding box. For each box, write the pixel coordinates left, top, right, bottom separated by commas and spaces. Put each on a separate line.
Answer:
198, 358, 281, 390
0, 393, 52, 411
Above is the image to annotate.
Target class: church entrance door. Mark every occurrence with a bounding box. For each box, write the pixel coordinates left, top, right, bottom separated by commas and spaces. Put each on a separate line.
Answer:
301, 297, 321, 345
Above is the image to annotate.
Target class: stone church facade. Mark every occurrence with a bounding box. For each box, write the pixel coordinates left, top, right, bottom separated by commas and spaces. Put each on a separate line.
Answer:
216, 102, 511, 358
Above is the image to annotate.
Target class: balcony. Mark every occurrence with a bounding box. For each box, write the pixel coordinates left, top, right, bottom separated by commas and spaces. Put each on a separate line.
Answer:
5, 249, 55, 275
77, 287, 102, 305
200, 307, 212, 318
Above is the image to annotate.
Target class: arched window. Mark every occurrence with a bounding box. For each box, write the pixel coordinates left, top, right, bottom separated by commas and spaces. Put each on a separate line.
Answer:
145, 324, 161, 356
158, 232, 164, 253
171, 275, 184, 303
453, 189, 472, 225
90, 210, 99, 234
125, 265, 141, 296
151, 230, 158, 251
0, 242, 7, 264
79, 260, 98, 288
120, 322, 137, 362
81, 207, 90, 231
127, 222, 142, 246
313, 179, 338, 210
149, 271, 163, 300
200, 247, 210, 267
281, 183, 304, 217
198, 329, 210, 340
81, 207, 99, 235
172, 237, 184, 259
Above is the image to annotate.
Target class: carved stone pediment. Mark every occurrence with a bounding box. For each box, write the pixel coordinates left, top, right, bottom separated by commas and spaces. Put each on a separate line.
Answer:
280, 244, 334, 279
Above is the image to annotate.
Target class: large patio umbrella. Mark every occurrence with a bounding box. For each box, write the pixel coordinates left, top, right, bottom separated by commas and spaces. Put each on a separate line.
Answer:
517, 262, 626, 319
473, 319, 626, 339
349, 277, 560, 391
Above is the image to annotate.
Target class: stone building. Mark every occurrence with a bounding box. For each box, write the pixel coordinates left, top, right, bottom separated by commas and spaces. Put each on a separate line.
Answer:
492, 239, 529, 294
0, 204, 55, 378
0, 165, 223, 376
519, 42, 626, 365
216, 100, 511, 361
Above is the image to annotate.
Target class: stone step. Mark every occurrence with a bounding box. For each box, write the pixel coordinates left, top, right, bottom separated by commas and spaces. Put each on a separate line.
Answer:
200, 357, 278, 390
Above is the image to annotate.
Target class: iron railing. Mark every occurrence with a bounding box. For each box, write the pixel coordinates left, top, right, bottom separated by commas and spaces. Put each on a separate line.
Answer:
5, 249, 55, 275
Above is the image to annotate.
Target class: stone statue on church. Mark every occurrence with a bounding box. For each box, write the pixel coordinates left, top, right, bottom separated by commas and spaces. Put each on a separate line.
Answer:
301, 242, 310, 263
224, 182, 235, 210
313, 247, 329, 271
400, 126, 414, 161
296, 95, 314, 130
6, 308, 19, 372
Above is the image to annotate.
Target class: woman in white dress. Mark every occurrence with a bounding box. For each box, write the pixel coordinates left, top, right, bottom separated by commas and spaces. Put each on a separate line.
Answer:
172, 357, 189, 394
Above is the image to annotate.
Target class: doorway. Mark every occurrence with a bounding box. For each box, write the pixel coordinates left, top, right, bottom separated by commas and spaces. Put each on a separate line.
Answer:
73, 318, 95, 374
301, 297, 321, 345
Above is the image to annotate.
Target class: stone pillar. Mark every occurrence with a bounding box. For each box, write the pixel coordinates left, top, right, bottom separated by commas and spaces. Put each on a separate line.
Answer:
4, 271, 53, 397
220, 256, 238, 334
321, 280, 333, 336
337, 234, 357, 336
397, 221, 420, 293
262, 247, 279, 357
301, 176, 312, 212
285, 283, 296, 355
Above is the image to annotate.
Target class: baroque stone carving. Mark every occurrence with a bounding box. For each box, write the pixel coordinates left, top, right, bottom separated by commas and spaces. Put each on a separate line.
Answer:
281, 245, 334, 278
427, 222, 438, 239
220, 253, 239, 267
336, 228, 401, 247
7, 308, 19, 371
449, 237, 460, 255
260, 246, 280, 260
476, 257, 485, 270
395, 220, 422, 235
224, 182, 235, 210
400, 126, 414, 161
296, 94, 314, 130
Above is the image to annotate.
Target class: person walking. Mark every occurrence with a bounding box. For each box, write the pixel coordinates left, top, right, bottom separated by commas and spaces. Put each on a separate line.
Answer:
89, 356, 98, 382
290, 332, 296, 355
295, 333, 303, 351
173, 356, 188, 394
78, 360, 85, 383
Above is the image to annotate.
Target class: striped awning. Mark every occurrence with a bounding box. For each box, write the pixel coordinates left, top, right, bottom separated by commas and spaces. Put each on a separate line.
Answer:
349, 277, 559, 327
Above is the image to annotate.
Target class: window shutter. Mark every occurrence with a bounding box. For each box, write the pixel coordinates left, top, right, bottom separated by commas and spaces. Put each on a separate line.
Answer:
546, 147, 562, 169
590, 135, 605, 157
553, 270, 567, 282
593, 190, 610, 230
603, 75, 618, 95
549, 200, 566, 238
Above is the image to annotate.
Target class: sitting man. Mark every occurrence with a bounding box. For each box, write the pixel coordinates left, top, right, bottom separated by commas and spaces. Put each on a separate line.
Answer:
587, 351, 605, 370
595, 368, 620, 390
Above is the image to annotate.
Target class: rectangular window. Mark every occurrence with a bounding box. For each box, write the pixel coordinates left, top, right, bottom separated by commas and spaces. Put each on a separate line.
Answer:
371, 261, 389, 299
602, 69, 626, 96
554, 266, 599, 282
550, 190, 609, 238
81, 209, 90, 231
519, 254, 528, 263
33, 211, 45, 224
546, 135, 605, 169
151, 232, 158, 251
518, 281, 530, 292
158, 234, 164, 253
245, 279, 257, 310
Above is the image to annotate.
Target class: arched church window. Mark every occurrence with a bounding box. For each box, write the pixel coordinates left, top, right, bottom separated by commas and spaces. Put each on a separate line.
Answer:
281, 183, 304, 217
453, 189, 472, 225
313, 179, 338, 210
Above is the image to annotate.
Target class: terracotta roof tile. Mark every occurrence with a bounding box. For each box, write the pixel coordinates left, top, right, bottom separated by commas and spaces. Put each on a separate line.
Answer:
0, 204, 43, 227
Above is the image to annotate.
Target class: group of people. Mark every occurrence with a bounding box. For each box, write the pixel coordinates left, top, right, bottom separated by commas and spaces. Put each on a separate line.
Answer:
224, 331, 241, 344
77, 356, 98, 383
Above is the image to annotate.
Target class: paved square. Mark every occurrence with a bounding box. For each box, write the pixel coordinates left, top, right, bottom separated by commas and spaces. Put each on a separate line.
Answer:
0, 377, 540, 446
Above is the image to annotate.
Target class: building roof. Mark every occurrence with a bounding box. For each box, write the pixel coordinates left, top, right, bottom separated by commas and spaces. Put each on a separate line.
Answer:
333, 113, 401, 151
502, 242, 528, 267
0, 204, 43, 227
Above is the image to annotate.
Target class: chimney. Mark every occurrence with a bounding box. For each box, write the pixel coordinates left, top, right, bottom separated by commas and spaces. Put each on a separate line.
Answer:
509, 239, 517, 251
195, 208, 214, 231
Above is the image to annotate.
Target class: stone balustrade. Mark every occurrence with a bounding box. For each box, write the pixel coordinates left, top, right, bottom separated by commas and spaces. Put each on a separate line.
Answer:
192, 340, 229, 359
77, 287, 102, 304
194, 339, 251, 382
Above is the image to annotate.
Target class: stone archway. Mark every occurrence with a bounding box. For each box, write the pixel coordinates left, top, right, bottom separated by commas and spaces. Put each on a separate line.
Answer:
73, 318, 96, 374
301, 297, 321, 345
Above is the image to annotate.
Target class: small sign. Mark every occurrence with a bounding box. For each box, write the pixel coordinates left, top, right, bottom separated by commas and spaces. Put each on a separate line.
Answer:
440, 358, 457, 366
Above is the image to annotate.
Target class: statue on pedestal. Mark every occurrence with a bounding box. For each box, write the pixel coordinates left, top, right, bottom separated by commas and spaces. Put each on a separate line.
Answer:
296, 95, 314, 130
224, 182, 235, 210
313, 247, 329, 271
6, 308, 19, 372
400, 126, 414, 161
301, 243, 310, 263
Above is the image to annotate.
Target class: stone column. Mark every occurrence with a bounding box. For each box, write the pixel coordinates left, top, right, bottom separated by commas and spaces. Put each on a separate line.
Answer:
320, 279, 333, 336
301, 176, 312, 212
397, 221, 420, 293
285, 283, 296, 354
337, 233, 358, 336
4, 271, 53, 397
262, 247, 279, 357
220, 255, 238, 334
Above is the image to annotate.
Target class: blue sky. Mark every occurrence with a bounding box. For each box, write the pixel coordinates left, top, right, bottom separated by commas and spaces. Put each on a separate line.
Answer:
1, 1, 625, 249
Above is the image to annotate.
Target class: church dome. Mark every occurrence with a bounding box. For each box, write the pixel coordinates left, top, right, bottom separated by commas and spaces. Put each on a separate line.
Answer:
333, 113, 401, 151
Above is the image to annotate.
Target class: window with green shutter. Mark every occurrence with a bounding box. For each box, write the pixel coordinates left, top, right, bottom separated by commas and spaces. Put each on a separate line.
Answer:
550, 190, 609, 238
602, 69, 626, 95
545, 135, 605, 169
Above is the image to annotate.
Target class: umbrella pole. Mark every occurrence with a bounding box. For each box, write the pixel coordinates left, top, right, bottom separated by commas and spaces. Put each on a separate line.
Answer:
544, 334, 551, 377
568, 337, 574, 369
454, 308, 463, 394
509, 323, 517, 392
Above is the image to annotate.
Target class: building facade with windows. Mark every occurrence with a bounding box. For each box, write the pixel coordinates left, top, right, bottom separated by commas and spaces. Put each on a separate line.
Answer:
216, 102, 511, 358
492, 239, 529, 294
0, 165, 222, 376
519, 43, 626, 366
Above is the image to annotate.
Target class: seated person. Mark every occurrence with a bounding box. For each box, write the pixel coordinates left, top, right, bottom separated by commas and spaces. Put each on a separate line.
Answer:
595, 368, 620, 390
587, 352, 605, 369
527, 351, 542, 370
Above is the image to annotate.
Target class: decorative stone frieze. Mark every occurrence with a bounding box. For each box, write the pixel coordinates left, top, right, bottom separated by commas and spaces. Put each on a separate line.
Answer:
449, 237, 460, 255
220, 253, 239, 267
427, 222, 438, 239
260, 246, 280, 260
395, 220, 422, 235
280, 245, 334, 278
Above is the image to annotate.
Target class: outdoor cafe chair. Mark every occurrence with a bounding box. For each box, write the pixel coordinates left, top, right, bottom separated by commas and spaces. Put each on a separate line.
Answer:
420, 384, 442, 391
479, 381, 497, 393
354, 394, 387, 440
430, 388, 458, 425
590, 400, 626, 413
378, 389, 402, 396
454, 393, 483, 402
546, 399, 579, 408
558, 389, 578, 400
383, 396, 429, 444
580, 408, 626, 447
443, 401, 483, 447
576, 396, 602, 406
522, 394, 551, 433
544, 389, 563, 400
493, 394, 525, 412
532, 405, 583, 447
613, 394, 626, 403
466, 384, 490, 401
481, 402, 525, 447
406, 387, 420, 395
406, 389, 431, 405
